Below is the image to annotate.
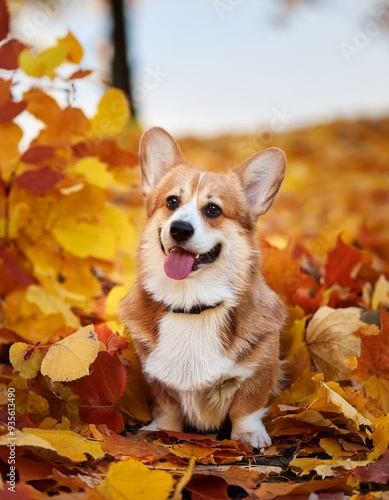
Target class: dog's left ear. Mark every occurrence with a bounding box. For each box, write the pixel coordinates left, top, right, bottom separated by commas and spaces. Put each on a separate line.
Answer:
139, 127, 185, 195
235, 148, 286, 218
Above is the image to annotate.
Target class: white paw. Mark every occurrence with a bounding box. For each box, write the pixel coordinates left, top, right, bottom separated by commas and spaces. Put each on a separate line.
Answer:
140, 422, 159, 431
231, 408, 271, 449
231, 427, 272, 449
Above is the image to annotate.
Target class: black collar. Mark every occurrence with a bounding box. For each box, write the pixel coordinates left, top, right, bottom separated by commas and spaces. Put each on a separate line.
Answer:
165, 301, 223, 314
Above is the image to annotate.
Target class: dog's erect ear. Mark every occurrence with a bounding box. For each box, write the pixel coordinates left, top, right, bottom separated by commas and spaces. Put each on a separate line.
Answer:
139, 127, 185, 194
235, 148, 286, 218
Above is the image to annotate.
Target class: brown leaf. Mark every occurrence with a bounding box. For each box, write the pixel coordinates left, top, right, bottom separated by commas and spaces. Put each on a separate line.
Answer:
306, 306, 362, 381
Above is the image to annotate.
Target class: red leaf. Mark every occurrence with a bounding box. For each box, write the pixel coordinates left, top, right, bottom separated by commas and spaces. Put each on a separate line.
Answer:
0, 100, 26, 123
95, 324, 128, 356
0, 78, 11, 106
0, 39, 29, 70
353, 448, 389, 483
324, 237, 363, 290
69, 351, 127, 433
0, 247, 39, 290
14, 167, 63, 195
0, 0, 9, 41
69, 69, 92, 80
21, 145, 55, 164
186, 475, 230, 500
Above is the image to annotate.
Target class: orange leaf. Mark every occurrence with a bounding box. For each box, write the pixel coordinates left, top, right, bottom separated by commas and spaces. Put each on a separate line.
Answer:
58, 32, 83, 64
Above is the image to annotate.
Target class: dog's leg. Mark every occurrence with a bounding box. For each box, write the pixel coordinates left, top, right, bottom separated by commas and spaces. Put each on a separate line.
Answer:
229, 370, 277, 448
142, 382, 184, 432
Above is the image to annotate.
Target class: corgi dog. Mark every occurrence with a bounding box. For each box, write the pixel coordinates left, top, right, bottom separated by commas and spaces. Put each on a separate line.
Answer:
120, 127, 287, 448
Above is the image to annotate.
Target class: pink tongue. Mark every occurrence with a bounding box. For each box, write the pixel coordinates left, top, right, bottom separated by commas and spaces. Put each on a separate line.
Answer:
164, 248, 195, 280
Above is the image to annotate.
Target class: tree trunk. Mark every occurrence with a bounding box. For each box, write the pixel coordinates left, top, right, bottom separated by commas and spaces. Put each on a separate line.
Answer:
111, 0, 137, 118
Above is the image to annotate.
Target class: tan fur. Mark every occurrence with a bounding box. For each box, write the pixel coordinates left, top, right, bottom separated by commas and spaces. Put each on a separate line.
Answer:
120, 127, 287, 448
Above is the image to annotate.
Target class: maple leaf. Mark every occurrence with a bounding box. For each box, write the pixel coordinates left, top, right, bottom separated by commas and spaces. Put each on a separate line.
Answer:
354, 306, 389, 412
324, 237, 363, 290
95, 323, 128, 355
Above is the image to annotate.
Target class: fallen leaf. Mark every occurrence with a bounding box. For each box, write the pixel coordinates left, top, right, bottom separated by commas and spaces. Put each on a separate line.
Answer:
354, 306, 389, 412
9, 342, 43, 379
324, 237, 363, 290
97, 459, 174, 500
306, 306, 362, 381
354, 448, 389, 483
372, 274, 389, 309
369, 414, 389, 461
13, 428, 104, 462
40, 325, 99, 382
69, 351, 127, 433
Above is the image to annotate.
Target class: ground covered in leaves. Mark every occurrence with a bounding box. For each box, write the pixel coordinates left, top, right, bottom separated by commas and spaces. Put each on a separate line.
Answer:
1, 8, 389, 499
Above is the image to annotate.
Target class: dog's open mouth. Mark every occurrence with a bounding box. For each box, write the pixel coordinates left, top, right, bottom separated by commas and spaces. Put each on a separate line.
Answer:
164, 243, 222, 280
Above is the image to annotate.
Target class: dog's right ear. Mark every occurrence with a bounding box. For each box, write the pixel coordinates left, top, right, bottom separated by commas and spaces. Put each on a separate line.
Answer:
139, 127, 185, 195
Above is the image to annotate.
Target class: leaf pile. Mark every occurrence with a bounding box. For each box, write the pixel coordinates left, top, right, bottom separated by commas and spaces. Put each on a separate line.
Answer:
1, 7, 389, 499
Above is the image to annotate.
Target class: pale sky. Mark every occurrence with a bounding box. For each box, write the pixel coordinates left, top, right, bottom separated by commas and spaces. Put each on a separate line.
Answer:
130, 0, 389, 136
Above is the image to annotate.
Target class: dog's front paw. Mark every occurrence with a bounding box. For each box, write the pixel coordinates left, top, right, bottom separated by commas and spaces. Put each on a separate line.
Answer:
231, 409, 271, 449
231, 427, 272, 449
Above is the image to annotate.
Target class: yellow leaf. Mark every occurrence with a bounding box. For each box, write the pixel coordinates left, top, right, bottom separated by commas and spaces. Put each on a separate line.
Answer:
91, 88, 130, 136
19, 44, 68, 78
0, 122, 23, 182
97, 459, 174, 500
40, 325, 99, 382
306, 306, 362, 381
0, 428, 104, 462
71, 157, 115, 189
58, 32, 83, 63
369, 414, 389, 460
52, 216, 116, 260
290, 456, 369, 478
25, 285, 79, 329
372, 274, 389, 309
9, 342, 43, 378
27, 391, 50, 419
309, 375, 372, 433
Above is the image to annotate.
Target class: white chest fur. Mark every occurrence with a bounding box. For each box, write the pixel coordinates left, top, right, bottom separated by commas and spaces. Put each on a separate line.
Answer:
144, 310, 252, 392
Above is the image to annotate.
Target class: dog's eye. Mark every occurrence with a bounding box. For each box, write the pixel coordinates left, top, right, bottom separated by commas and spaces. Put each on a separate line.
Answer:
204, 204, 222, 218
166, 196, 180, 210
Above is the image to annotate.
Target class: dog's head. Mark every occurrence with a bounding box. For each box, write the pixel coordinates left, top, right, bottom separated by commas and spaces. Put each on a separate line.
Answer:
137, 127, 286, 310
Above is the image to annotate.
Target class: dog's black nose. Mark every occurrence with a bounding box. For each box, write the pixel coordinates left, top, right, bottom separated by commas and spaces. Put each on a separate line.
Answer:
170, 220, 194, 242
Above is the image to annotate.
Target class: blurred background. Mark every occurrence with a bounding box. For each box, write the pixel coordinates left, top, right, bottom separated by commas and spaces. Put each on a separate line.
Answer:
7, 0, 389, 136
4, 0, 389, 251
